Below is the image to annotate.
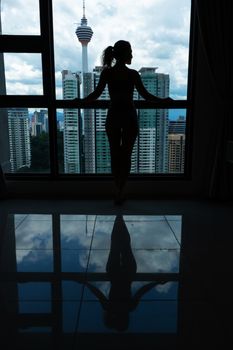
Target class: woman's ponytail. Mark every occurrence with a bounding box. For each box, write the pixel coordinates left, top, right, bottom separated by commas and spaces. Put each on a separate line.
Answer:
102, 46, 114, 68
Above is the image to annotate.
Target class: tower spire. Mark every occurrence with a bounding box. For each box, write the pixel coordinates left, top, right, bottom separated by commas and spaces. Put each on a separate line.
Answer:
83, 0, 86, 18
75, 0, 93, 73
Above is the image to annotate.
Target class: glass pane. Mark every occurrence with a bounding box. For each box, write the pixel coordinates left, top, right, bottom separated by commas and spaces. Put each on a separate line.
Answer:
53, 0, 191, 99
18, 282, 51, 301
0, 0, 40, 35
14, 213, 53, 272
0, 108, 50, 173
57, 108, 186, 174
2, 53, 43, 95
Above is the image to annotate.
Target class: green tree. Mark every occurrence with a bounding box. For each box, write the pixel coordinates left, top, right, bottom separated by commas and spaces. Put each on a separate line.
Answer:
17, 131, 64, 173
30, 132, 50, 172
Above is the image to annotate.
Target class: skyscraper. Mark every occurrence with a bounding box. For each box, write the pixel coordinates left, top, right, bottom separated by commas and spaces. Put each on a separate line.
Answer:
169, 116, 186, 134
168, 134, 185, 173
168, 116, 186, 173
75, 1, 95, 173
138, 67, 170, 173
62, 70, 82, 173
8, 108, 31, 172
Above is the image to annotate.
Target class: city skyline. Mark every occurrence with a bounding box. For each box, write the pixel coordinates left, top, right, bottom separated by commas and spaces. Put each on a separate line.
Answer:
1, 0, 191, 100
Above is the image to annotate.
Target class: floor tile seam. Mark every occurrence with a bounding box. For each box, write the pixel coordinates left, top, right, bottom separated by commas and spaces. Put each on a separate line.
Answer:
131, 246, 180, 250
15, 220, 53, 227
125, 219, 168, 223
80, 298, 178, 302
124, 218, 181, 222
58, 248, 92, 251
124, 218, 181, 229
13, 214, 30, 230
16, 218, 53, 221
88, 248, 180, 251
15, 247, 95, 251
72, 281, 86, 339
132, 248, 180, 251
15, 248, 55, 251
164, 217, 181, 246
74, 216, 98, 335
89, 247, 180, 250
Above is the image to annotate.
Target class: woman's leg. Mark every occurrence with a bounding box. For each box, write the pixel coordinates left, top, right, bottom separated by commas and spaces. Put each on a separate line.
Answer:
105, 118, 122, 187
119, 120, 138, 190
106, 110, 138, 203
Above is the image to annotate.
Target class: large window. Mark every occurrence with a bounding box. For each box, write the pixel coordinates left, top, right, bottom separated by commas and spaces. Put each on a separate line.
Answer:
0, 0, 193, 176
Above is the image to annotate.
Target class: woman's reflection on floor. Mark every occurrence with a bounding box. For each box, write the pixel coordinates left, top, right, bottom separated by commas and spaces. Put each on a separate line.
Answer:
86, 214, 165, 332
104, 213, 137, 331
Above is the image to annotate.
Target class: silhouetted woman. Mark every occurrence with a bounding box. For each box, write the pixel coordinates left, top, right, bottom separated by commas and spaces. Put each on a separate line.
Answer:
80, 40, 172, 204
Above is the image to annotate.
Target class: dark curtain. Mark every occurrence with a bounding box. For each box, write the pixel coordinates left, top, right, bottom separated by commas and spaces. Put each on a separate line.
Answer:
196, 0, 233, 199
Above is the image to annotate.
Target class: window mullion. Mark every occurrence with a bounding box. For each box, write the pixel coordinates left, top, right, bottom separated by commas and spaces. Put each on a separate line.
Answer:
39, 0, 59, 177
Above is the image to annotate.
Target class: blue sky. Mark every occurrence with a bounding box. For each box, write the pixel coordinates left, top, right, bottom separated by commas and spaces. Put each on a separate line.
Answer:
1, 0, 191, 102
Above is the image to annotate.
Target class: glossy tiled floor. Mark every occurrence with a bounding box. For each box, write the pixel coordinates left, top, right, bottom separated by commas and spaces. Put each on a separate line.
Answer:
0, 198, 232, 349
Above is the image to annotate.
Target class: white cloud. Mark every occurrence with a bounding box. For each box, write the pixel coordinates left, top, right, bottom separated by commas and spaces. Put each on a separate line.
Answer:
1, 0, 40, 35
4, 53, 43, 95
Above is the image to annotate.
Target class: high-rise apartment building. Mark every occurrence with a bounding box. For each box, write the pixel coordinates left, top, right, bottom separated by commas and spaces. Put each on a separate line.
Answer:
31, 111, 41, 137
8, 108, 31, 172
169, 116, 186, 134
62, 70, 82, 173
92, 66, 111, 173
168, 134, 185, 173
138, 68, 170, 173
82, 71, 96, 173
168, 116, 186, 173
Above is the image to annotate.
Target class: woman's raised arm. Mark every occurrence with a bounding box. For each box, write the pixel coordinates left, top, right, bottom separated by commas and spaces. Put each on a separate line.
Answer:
82, 69, 108, 102
134, 70, 172, 102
